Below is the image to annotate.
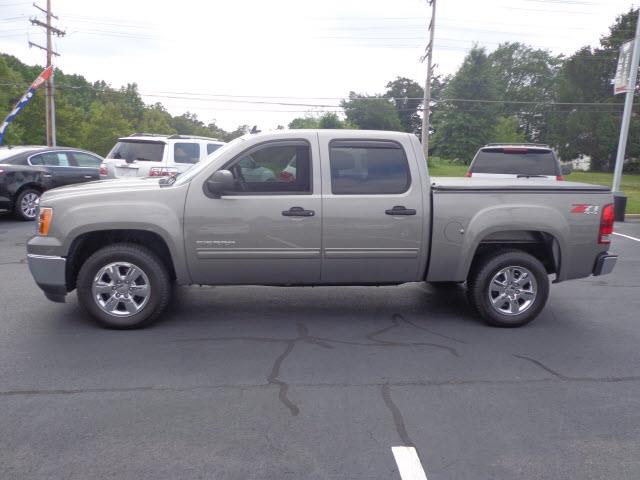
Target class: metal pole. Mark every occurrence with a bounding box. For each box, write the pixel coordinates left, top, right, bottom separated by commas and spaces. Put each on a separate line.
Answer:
612, 9, 640, 193
421, 0, 436, 161
44, 0, 57, 146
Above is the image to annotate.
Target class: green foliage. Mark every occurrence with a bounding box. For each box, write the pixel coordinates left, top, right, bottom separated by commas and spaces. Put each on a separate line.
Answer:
432, 47, 500, 162
288, 112, 352, 130
0, 53, 237, 152
488, 42, 562, 142
493, 116, 526, 143
547, 9, 640, 171
384, 77, 424, 133
341, 92, 403, 131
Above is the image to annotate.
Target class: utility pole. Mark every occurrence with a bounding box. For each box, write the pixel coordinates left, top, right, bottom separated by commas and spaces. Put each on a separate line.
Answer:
420, 0, 436, 161
29, 0, 64, 146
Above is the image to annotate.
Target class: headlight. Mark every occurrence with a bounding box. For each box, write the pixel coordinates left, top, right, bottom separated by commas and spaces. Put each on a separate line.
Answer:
38, 207, 53, 236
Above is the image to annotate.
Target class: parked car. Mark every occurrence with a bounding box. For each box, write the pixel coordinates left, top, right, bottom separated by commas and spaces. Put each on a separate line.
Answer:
100, 133, 225, 179
0, 146, 102, 220
466, 143, 569, 180
27, 130, 616, 329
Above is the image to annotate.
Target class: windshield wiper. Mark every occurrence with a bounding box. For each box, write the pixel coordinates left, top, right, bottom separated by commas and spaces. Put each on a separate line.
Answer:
517, 174, 548, 178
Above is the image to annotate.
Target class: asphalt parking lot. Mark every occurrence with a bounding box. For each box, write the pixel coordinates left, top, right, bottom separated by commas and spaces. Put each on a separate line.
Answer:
1, 213, 639, 480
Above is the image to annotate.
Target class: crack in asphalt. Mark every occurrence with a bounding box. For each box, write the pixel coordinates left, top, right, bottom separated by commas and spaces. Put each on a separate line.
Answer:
511, 353, 635, 383
264, 323, 322, 417
0, 258, 26, 266
363, 313, 460, 356
2, 375, 640, 397
167, 313, 461, 416
382, 383, 414, 447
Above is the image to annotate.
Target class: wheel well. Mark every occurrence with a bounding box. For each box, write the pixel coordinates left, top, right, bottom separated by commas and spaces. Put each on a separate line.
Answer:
65, 230, 176, 290
14, 183, 44, 200
469, 231, 559, 278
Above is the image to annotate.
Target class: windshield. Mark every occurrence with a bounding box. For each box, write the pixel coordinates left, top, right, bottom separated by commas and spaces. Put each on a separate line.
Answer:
471, 148, 558, 176
173, 136, 246, 186
107, 140, 165, 162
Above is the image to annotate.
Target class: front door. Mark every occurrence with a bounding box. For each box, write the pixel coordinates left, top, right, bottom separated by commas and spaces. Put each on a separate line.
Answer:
318, 133, 427, 284
184, 135, 322, 285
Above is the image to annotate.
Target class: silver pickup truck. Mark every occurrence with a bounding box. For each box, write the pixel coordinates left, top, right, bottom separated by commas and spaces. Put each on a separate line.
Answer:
26, 130, 617, 329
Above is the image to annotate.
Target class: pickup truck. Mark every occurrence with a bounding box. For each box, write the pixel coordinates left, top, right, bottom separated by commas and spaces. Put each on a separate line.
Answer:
26, 130, 617, 329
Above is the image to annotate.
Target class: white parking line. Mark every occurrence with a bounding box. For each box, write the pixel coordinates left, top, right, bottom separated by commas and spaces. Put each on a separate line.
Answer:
391, 446, 428, 480
613, 232, 640, 242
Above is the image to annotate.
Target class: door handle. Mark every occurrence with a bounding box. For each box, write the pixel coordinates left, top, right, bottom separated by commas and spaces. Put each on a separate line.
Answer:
385, 205, 416, 216
84, 175, 93, 179
282, 206, 315, 217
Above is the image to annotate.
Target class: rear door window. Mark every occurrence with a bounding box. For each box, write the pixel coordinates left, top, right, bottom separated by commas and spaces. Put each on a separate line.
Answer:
329, 140, 410, 194
174, 143, 200, 164
71, 152, 102, 167
471, 148, 558, 176
30, 152, 71, 166
106, 141, 165, 162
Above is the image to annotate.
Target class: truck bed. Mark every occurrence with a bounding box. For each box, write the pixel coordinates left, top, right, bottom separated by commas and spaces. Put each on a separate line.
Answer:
427, 177, 613, 283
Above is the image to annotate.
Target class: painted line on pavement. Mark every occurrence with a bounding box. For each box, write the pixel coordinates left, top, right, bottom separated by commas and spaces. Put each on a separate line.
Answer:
391, 446, 428, 480
613, 232, 640, 242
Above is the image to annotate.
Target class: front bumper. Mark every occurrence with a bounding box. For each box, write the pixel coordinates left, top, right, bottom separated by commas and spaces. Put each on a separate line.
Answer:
27, 254, 67, 302
592, 253, 617, 276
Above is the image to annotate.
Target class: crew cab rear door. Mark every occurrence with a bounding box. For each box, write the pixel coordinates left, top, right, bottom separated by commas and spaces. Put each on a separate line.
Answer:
183, 133, 322, 285
318, 133, 426, 283
29, 151, 81, 187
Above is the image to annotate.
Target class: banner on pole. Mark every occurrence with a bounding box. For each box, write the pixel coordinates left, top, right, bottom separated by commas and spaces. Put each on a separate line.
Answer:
0, 65, 53, 146
614, 40, 634, 95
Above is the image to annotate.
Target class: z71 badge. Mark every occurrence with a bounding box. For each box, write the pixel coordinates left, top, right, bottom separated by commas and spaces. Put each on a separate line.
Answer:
571, 204, 600, 215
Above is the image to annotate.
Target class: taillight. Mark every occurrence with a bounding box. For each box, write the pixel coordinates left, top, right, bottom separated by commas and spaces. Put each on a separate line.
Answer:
465, 171, 472, 177
149, 167, 178, 177
598, 203, 614, 244
99, 163, 108, 176
556, 175, 565, 181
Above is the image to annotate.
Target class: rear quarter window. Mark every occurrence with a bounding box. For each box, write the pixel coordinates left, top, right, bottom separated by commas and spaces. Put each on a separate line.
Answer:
471, 148, 558, 176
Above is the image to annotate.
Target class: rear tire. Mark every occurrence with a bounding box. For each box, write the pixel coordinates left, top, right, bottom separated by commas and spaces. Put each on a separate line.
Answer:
14, 188, 41, 221
76, 243, 171, 329
467, 249, 549, 328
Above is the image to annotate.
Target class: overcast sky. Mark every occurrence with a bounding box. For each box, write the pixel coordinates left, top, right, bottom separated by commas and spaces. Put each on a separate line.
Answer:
0, 0, 638, 131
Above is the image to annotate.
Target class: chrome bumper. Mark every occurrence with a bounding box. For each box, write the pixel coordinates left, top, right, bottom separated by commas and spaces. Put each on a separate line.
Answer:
593, 253, 617, 276
27, 254, 67, 302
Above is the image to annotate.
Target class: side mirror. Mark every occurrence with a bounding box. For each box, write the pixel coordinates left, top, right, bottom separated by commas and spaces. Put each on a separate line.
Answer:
561, 164, 572, 176
206, 170, 235, 198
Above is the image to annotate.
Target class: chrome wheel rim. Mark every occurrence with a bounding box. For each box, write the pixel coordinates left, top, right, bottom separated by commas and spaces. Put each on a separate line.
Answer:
20, 192, 39, 219
92, 262, 151, 317
488, 265, 537, 316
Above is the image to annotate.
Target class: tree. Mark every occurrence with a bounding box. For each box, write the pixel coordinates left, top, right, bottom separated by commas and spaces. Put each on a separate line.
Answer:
288, 112, 352, 129
341, 93, 403, 131
493, 116, 526, 143
432, 47, 500, 162
384, 77, 424, 134
488, 42, 562, 142
547, 9, 640, 171
288, 116, 320, 129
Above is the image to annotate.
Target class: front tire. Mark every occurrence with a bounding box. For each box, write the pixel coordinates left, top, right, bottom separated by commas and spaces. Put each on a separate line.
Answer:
14, 188, 41, 221
467, 249, 549, 328
77, 243, 171, 329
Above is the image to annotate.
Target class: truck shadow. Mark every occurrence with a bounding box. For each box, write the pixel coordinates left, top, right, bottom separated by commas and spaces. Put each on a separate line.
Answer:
163, 282, 479, 329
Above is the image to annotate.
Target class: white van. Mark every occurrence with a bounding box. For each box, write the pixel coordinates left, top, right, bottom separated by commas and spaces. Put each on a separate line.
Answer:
100, 133, 225, 179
